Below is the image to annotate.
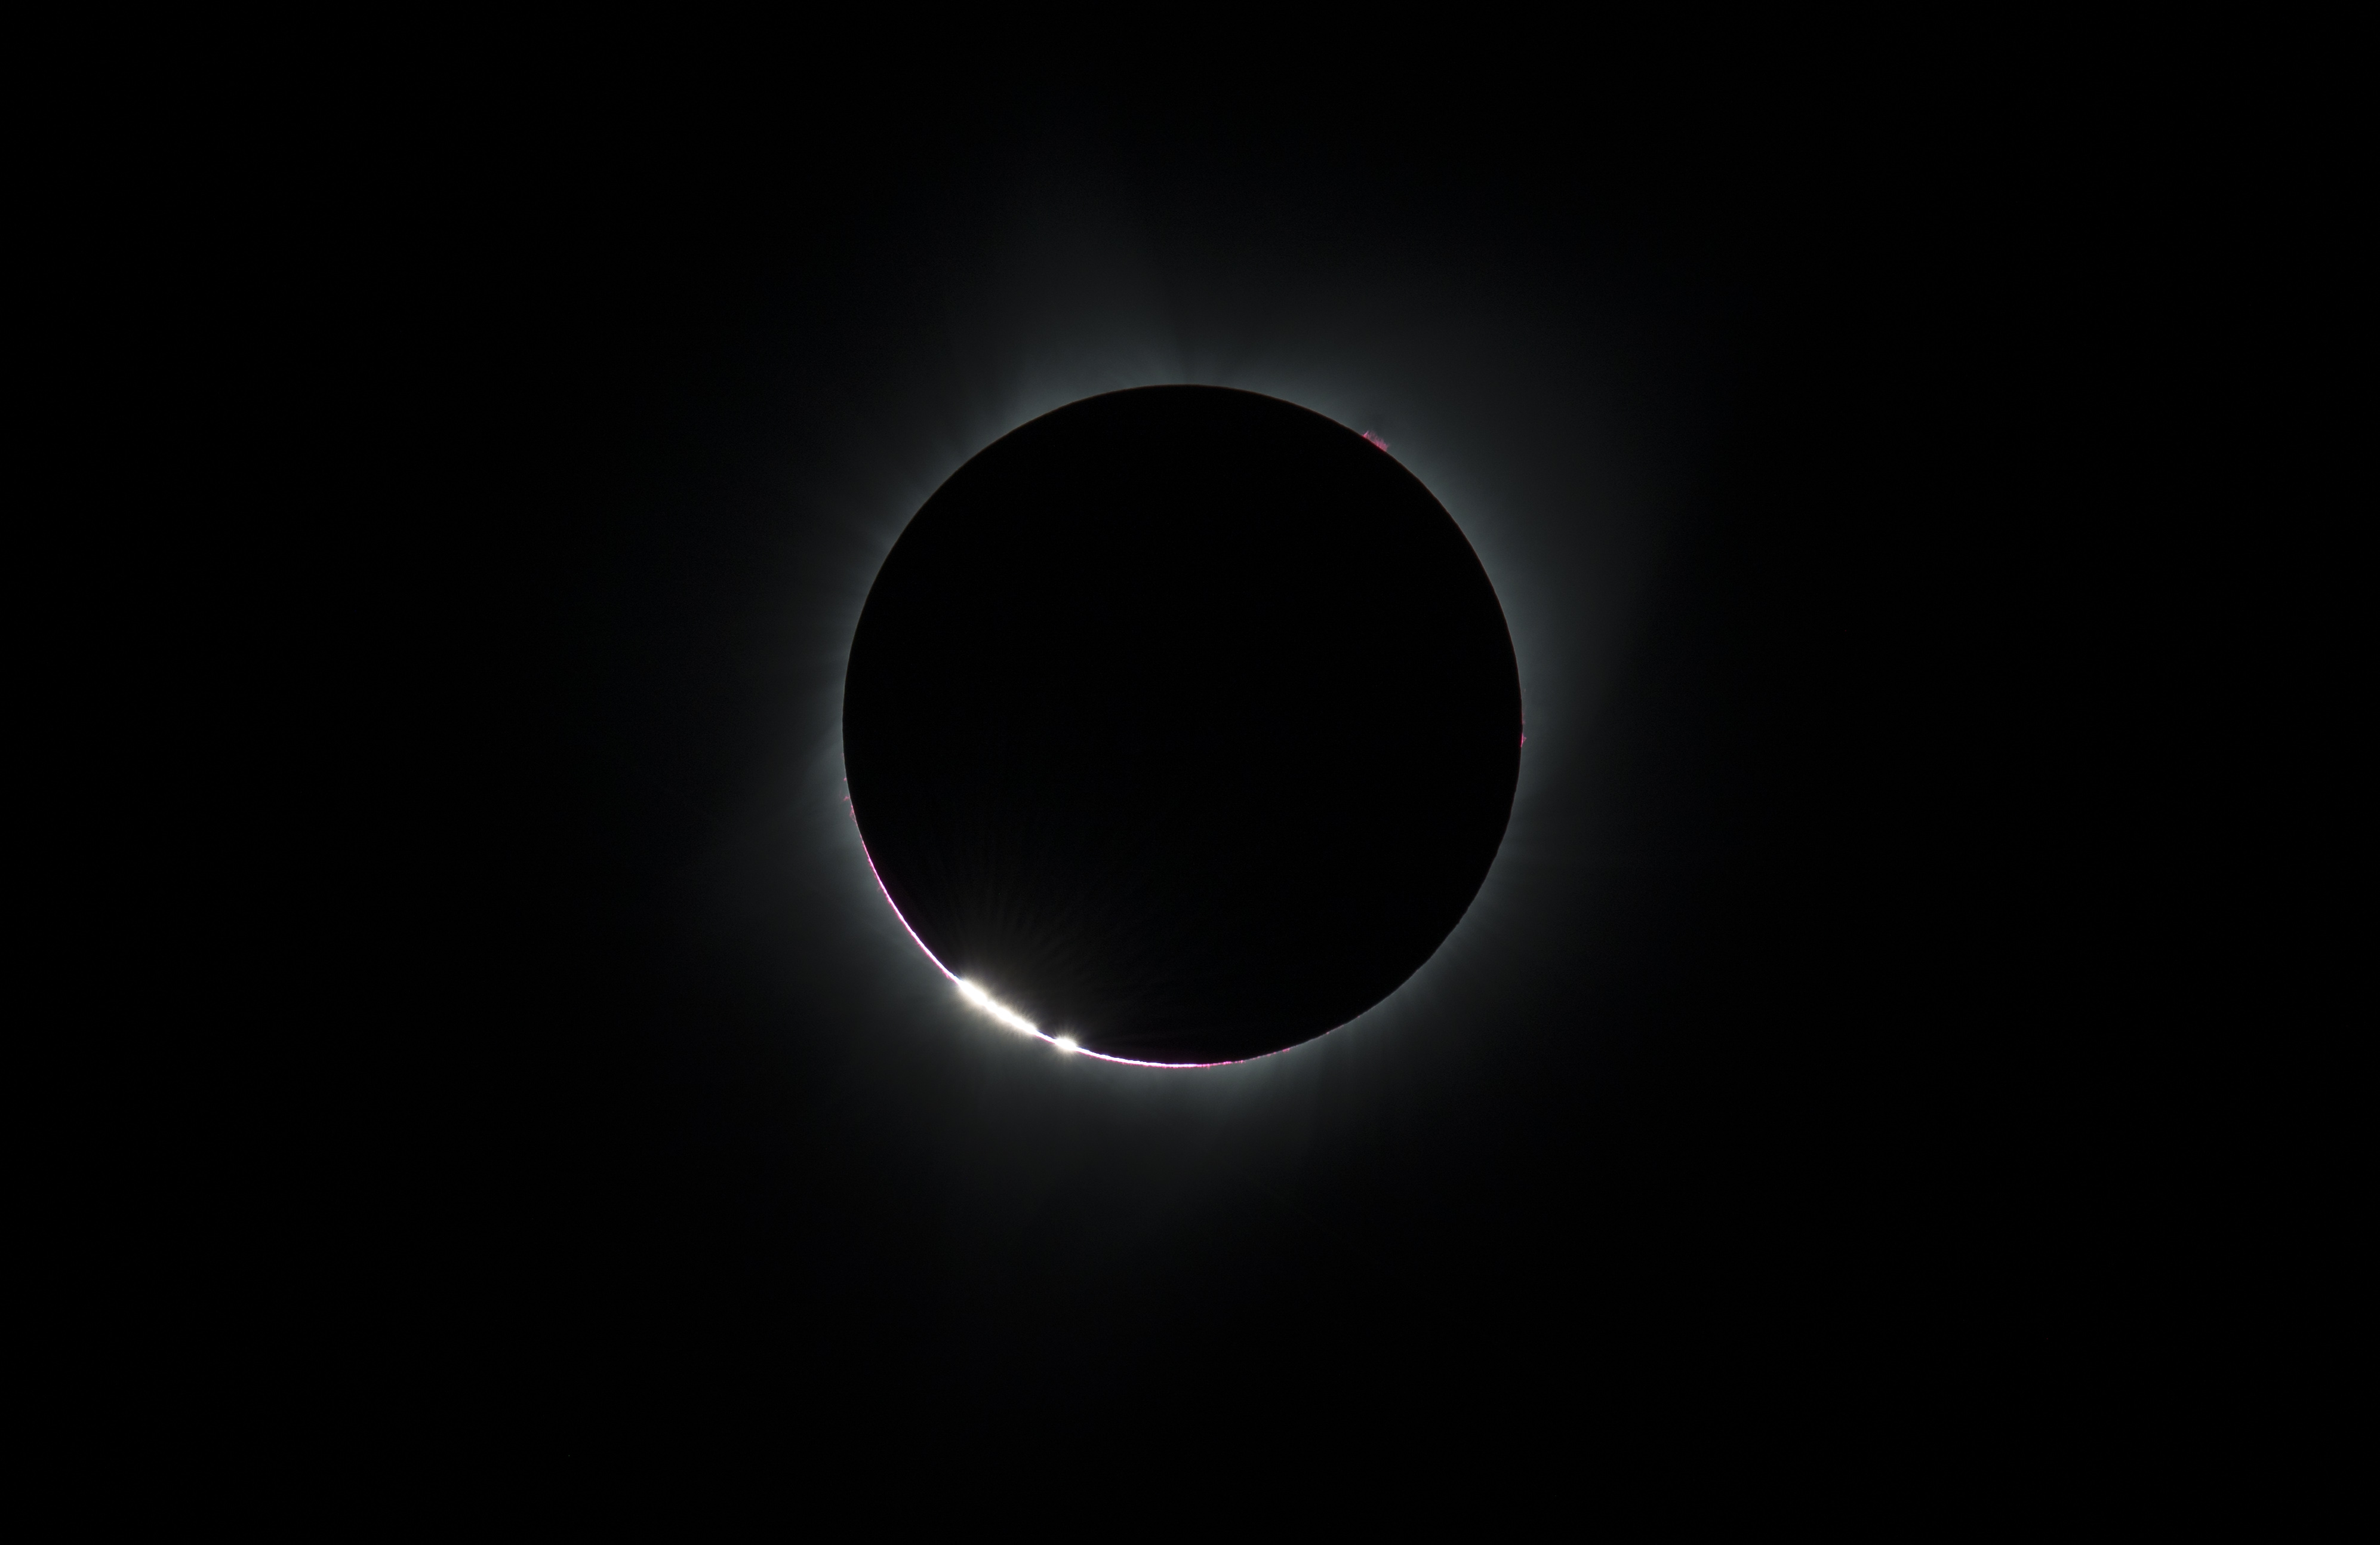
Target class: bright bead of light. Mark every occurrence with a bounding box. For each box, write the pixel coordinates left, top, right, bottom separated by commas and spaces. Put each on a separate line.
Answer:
956, 978, 1040, 1036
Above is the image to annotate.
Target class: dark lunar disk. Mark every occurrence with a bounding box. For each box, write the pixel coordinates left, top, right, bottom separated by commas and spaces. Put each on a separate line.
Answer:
843, 386, 1522, 1064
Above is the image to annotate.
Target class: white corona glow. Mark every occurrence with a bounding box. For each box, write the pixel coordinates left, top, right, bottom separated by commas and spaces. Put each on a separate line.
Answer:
1052, 1035, 1079, 1054
956, 979, 1042, 1036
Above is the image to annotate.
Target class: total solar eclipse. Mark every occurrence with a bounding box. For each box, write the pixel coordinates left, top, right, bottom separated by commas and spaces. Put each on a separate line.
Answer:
843, 386, 1522, 1065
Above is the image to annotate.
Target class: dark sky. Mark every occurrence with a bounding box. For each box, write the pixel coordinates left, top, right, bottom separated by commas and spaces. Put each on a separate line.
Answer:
300, 75, 2071, 1459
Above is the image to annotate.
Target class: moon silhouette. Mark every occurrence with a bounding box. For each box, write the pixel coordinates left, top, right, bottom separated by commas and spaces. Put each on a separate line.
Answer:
843, 386, 1522, 1065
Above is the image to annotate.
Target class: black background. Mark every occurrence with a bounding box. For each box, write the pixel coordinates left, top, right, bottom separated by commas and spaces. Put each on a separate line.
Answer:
277, 63, 2096, 1463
